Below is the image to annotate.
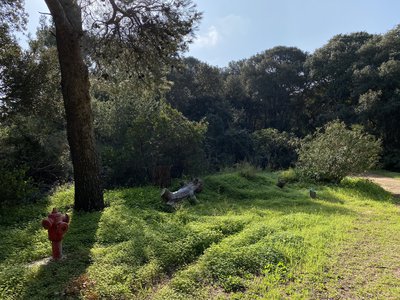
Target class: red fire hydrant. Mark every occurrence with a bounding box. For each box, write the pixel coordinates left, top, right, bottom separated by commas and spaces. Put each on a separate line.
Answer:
42, 208, 70, 260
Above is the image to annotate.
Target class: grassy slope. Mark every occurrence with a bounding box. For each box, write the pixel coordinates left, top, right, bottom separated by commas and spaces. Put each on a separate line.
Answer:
0, 171, 399, 299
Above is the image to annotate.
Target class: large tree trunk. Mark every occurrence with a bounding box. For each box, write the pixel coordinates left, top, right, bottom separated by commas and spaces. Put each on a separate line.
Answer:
45, 0, 104, 211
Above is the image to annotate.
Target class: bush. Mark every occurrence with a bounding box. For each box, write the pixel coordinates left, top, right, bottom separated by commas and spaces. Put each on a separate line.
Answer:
0, 118, 71, 187
236, 161, 259, 180
278, 168, 298, 183
94, 95, 207, 187
297, 121, 382, 182
0, 166, 38, 205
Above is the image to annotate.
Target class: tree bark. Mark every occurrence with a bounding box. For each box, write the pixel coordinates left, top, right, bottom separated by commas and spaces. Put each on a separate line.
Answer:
44, 0, 104, 211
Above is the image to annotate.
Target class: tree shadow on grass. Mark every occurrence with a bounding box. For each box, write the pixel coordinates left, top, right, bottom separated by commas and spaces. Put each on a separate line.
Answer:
340, 178, 395, 203
190, 174, 400, 219
21, 210, 102, 300
189, 186, 355, 218
316, 191, 345, 204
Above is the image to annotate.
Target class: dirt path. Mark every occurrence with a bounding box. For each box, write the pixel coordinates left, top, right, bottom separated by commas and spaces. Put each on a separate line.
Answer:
360, 173, 400, 198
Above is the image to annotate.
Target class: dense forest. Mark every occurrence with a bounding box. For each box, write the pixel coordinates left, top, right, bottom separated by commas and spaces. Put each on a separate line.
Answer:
1, 1, 400, 205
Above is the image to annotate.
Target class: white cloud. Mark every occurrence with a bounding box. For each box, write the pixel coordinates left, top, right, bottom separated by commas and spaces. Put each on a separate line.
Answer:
193, 26, 219, 48
192, 15, 249, 49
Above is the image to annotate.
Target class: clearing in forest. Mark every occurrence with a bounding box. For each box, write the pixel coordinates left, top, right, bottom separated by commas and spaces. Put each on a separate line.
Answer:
1, 171, 400, 299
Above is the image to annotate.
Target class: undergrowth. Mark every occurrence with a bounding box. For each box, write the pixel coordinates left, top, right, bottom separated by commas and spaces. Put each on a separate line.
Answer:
0, 171, 398, 299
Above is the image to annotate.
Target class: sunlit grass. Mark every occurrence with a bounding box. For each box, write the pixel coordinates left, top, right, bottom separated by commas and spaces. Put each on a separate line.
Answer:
0, 171, 399, 299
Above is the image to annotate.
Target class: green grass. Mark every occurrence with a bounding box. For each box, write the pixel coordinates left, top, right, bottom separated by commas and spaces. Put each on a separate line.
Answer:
1, 171, 400, 299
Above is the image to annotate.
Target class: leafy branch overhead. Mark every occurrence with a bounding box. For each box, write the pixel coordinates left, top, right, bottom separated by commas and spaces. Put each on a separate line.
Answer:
0, 0, 27, 31
80, 0, 202, 79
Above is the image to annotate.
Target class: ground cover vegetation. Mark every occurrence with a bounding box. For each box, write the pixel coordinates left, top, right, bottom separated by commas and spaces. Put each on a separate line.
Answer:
1, 170, 400, 299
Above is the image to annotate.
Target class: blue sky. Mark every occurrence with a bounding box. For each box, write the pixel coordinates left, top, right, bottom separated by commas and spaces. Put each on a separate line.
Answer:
24, 0, 400, 67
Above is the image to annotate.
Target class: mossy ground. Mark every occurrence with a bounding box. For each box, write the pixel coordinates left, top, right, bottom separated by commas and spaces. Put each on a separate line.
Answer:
1, 171, 399, 299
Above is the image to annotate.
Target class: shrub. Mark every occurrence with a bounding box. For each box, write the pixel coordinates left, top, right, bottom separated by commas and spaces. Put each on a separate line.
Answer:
297, 121, 382, 182
94, 96, 207, 187
236, 161, 259, 180
0, 118, 72, 187
278, 168, 298, 183
0, 166, 38, 205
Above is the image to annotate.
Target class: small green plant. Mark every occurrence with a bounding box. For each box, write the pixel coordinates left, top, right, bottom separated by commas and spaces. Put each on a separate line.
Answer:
278, 168, 298, 183
262, 261, 289, 283
221, 275, 246, 292
236, 161, 259, 180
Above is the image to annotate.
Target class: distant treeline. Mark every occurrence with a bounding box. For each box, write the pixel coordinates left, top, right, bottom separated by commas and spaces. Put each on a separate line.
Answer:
166, 28, 400, 173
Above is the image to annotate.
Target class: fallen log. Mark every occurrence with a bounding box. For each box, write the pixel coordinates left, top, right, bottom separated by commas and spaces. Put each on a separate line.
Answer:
161, 178, 203, 206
